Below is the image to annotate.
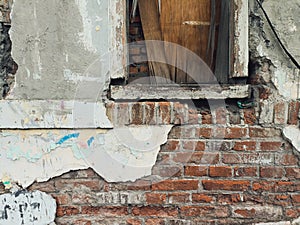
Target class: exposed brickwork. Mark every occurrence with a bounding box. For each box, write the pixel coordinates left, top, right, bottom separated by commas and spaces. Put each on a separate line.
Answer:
38, 98, 300, 224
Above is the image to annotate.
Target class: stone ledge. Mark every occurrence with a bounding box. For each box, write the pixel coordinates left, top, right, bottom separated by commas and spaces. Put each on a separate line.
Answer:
111, 84, 251, 100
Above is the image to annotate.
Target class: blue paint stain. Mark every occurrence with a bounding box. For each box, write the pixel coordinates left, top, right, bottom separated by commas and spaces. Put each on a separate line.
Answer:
87, 137, 95, 147
56, 133, 80, 145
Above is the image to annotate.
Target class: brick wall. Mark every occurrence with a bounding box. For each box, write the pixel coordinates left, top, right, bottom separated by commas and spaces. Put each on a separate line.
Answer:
18, 97, 300, 225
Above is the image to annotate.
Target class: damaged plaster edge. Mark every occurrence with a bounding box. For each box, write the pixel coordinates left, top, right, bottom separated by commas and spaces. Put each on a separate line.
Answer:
86, 125, 174, 183
0, 125, 173, 188
283, 125, 300, 154
0, 100, 113, 129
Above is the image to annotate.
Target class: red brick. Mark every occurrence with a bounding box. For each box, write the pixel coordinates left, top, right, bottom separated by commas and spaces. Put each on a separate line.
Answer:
145, 193, 167, 204
127, 218, 142, 225
252, 181, 275, 192
288, 101, 300, 125
249, 127, 281, 138
215, 127, 247, 139
259, 86, 272, 99
217, 194, 243, 204
243, 108, 256, 125
215, 107, 227, 124
195, 141, 206, 151
192, 194, 214, 203
268, 194, 292, 207
168, 192, 190, 203
180, 206, 229, 217
81, 206, 128, 216
275, 181, 300, 192
197, 127, 212, 138
243, 194, 265, 204
129, 66, 139, 74
201, 110, 212, 124
55, 179, 104, 191
106, 102, 114, 122
234, 208, 256, 218
51, 193, 70, 205
144, 102, 156, 125
233, 141, 256, 151
285, 208, 300, 218
158, 102, 171, 124
292, 195, 300, 203
181, 140, 204, 152
168, 127, 194, 139
129, 27, 140, 35
234, 167, 257, 177
225, 127, 247, 139
161, 140, 179, 152
139, 65, 148, 73
285, 167, 300, 179
132, 206, 178, 217
126, 180, 151, 191
202, 180, 250, 191
145, 219, 165, 225
131, 102, 143, 125
173, 103, 188, 124
182, 140, 195, 150
276, 154, 299, 166
152, 180, 198, 191
188, 108, 200, 124
260, 167, 285, 178
173, 152, 219, 164
260, 141, 283, 151
28, 181, 56, 192
209, 166, 232, 177
56, 206, 80, 217
222, 153, 273, 164
152, 165, 182, 177
184, 166, 208, 176
274, 102, 287, 124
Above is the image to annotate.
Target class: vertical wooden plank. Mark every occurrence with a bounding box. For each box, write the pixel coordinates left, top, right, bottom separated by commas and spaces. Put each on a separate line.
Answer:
138, 0, 171, 83
160, 0, 216, 83
214, 0, 230, 83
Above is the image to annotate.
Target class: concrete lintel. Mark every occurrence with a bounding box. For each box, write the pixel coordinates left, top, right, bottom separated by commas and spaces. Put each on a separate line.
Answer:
111, 84, 250, 100
0, 100, 112, 129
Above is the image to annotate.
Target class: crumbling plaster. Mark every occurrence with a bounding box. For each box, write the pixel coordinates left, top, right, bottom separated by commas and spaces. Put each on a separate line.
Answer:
0, 0, 172, 189
0, 126, 172, 188
249, 0, 300, 100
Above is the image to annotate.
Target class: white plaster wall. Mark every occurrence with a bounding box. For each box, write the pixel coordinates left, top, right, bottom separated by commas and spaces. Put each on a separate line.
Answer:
8, 0, 124, 100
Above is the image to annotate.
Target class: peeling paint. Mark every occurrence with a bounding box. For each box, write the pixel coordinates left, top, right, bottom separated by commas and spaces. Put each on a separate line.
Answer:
0, 126, 172, 187
56, 133, 80, 145
0, 191, 56, 225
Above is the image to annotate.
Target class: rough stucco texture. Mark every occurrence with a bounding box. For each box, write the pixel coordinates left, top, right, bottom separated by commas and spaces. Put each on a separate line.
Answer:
9, 0, 110, 100
250, 0, 300, 100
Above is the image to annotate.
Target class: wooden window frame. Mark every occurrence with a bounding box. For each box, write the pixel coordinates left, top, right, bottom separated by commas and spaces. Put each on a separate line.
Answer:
110, 0, 250, 100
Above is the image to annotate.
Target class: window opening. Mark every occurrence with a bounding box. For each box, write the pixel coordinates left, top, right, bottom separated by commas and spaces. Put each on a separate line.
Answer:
128, 0, 231, 85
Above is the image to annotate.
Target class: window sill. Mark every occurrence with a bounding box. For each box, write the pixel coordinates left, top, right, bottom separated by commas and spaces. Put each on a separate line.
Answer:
110, 84, 250, 100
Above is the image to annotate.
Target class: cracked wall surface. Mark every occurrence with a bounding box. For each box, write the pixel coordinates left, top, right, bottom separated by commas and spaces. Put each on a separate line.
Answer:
249, 0, 300, 100
0, 0, 299, 224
